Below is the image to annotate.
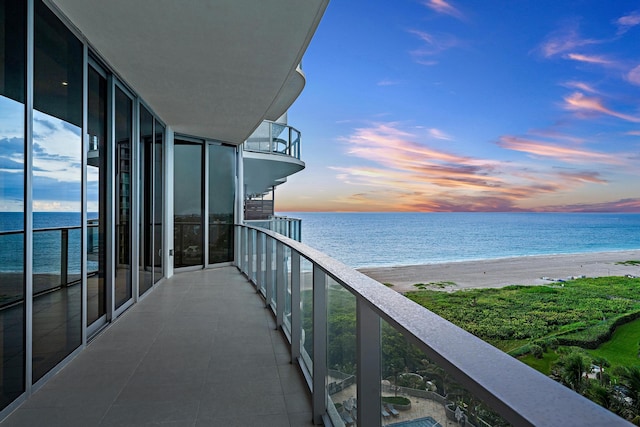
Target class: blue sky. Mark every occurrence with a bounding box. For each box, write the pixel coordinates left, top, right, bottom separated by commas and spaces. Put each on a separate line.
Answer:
280, 0, 640, 212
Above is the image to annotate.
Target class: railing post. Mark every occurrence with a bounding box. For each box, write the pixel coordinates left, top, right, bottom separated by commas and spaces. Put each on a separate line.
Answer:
265, 235, 272, 302
275, 241, 285, 328
312, 265, 327, 424
60, 228, 69, 286
248, 229, 254, 284
291, 251, 301, 362
357, 299, 382, 427
255, 231, 267, 290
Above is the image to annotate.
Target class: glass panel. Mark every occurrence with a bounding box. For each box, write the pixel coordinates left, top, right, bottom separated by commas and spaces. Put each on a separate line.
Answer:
32, 0, 83, 382
114, 86, 132, 308
258, 233, 266, 292
174, 141, 202, 267
0, 0, 26, 407
207, 143, 234, 264
283, 246, 292, 334
269, 239, 276, 307
326, 279, 357, 426
153, 120, 164, 283
86, 65, 106, 325
34, 0, 82, 128
271, 123, 288, 154
380, 319, 509, 426
138, 105, 153, 295
244, 121, 269, 152
300, 256, 313, 374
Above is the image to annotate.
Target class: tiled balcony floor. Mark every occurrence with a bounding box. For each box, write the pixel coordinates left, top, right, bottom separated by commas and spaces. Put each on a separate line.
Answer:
2, 267, 314, 427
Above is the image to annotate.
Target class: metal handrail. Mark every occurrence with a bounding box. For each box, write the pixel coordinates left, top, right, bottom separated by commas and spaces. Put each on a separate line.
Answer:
236, 224, 629, 426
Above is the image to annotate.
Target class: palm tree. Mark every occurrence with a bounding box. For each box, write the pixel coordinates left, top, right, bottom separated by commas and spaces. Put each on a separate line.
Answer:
591, 356, 610, 386
617, 366, 640, 419
553, 352, 590, 393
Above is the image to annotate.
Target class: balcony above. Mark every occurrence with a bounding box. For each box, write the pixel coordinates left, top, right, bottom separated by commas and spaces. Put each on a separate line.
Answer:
243, 120, 305, 197
50, 0, 328, 144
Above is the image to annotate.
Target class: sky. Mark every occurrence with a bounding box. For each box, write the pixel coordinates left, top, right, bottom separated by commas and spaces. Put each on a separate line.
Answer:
279, 0, 640, 212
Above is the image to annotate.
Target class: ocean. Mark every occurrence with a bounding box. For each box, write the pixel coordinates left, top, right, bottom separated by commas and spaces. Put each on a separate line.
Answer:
283, 212, 640, 269
2, 212, 640, 272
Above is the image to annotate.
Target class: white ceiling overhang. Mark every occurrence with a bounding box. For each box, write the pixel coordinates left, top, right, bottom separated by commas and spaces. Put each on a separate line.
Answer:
49, 0, 328, 144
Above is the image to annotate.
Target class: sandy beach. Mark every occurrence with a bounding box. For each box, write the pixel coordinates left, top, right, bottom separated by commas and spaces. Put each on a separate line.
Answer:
358, 250, 640, 293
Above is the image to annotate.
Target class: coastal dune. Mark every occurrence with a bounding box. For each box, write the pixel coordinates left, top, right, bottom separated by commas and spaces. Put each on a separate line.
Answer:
358, 250, 640, 293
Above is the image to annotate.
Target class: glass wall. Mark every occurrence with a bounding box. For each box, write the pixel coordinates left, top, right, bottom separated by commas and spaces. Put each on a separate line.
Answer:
115, 86, 132, 309
32, 0, 83, 382
138, 107, 165, 294
87, 64, 107, 326
153, 120, 164, 283
0, 0, 26, 409
208, 144, 235, 264
174, 141, 203, 267
139, 105, 153, 295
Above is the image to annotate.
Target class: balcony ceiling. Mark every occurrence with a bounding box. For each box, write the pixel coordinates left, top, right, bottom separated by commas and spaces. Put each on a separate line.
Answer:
49, 0, 328, 144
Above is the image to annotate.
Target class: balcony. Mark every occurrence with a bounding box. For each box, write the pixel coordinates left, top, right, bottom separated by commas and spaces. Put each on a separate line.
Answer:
243, 121, 305, 197
2, 225, 630, 426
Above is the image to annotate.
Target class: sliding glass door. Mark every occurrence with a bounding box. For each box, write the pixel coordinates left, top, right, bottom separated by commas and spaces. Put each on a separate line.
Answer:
174, 140, 235, 269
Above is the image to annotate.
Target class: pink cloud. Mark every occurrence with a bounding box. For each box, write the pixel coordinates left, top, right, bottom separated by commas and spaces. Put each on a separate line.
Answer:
498, 135, 623, 164
428, 128, 452, 140
329, 123, 623, 212
565, 53, 612, 65
538, 198, 640, 213
628, 64, 640, 86
564, 92, 640, 123
616, 11, 640, 35
422, 0, 464, 20
561, 81, 598, 94
539, 26, 600, 58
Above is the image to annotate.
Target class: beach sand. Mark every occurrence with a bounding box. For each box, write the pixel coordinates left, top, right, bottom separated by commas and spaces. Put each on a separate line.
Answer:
358, 250, 640, 293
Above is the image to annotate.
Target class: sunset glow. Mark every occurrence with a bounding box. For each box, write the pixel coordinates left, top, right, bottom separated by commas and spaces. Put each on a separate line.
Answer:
281, 1, 640, 212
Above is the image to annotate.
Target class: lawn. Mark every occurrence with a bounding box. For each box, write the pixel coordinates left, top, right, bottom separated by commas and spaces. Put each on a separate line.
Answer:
588, 317, 640, 367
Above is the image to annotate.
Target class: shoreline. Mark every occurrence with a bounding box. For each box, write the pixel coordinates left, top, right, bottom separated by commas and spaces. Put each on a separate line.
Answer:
358, 250, 640, 293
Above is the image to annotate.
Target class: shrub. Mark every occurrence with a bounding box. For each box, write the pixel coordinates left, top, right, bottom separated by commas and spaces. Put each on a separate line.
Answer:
530, 344, 544, 359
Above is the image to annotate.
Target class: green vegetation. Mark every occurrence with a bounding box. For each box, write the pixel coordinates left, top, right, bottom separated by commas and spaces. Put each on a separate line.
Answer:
589, 318, 640, 367
616, 260, 640, 266
405, 275, 640, 422
381, 396, 411, 406
405, 277, 640, 348
413, 281, 457, 289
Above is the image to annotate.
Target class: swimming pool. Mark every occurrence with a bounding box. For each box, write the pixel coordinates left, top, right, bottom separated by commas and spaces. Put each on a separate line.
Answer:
387, 416, 443, 427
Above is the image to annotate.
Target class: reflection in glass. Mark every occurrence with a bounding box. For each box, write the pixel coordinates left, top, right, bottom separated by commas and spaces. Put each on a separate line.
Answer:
139, 105, 153, 295
208, 144, 235, 264
380, 319, 509, 426
300, 257, 313, 373
326, 279, 357, 426
87, 65, 106, 325
0, 0, 26, 405
174, 141, 202, 267
31, 0, 83, 383
115, 87, 132, 308
153, 120, 164, 283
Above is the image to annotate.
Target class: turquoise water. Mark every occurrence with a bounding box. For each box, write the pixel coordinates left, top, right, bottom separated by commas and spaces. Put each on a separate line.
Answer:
284, 212, 640, 269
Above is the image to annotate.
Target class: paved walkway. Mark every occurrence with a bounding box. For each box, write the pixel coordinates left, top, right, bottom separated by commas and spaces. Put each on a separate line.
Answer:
2, 267, 313, 427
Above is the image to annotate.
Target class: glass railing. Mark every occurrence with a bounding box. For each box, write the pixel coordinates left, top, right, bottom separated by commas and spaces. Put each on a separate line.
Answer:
244, 120, 301, 160
244, 216, 301, 241
236, 224, 628, 426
